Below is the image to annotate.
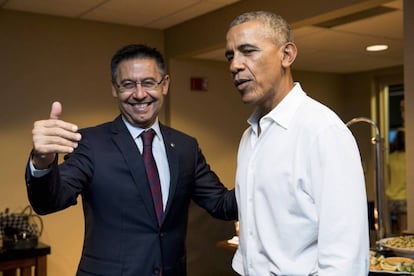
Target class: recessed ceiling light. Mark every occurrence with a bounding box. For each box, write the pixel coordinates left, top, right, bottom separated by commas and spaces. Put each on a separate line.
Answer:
366, 44, 389, 52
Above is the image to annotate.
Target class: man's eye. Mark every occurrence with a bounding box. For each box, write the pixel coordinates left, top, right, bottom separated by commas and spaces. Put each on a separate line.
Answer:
242, 49, 255, 55
141, 81, 156, 88
122, 82, 136, 89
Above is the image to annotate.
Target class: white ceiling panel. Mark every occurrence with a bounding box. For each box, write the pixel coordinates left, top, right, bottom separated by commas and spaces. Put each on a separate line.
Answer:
334, 10, 403, 39
82, 0, 201, 27
297, 27, 391, 53
2, 0, 105, 17
294, 47, 402, 73
1, 0, 239, 28
384, 0, 402, 9
146, 0, 237, 29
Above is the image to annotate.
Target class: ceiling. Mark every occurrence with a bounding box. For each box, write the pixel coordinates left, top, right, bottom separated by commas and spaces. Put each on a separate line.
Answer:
195, 0, 404, 73
0, 0, 404, 74
0, 0, 240, 29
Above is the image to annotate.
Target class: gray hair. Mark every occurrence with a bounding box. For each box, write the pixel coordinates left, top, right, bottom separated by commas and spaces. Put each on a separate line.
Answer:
229, 11, 294, 46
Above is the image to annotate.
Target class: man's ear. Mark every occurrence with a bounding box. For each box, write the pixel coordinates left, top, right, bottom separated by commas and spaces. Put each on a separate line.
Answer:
162, 74, 170, 96
111, 83, 118, 98
282, 42, 297, 67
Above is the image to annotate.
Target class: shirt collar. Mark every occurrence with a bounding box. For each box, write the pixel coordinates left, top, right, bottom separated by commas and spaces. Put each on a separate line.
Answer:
122, 116, 162, 140
247, 82, 306, 131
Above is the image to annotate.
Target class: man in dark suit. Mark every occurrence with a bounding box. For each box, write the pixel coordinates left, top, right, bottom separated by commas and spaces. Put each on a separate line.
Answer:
25, 44, 237, 276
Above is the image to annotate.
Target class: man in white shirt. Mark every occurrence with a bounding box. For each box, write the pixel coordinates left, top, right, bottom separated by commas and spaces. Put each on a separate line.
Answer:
225, 11, 369, 275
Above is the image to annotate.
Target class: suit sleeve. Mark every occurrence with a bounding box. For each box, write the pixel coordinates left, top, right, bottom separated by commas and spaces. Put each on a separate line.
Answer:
190, 145, 238, 221
25, 135, 93, 215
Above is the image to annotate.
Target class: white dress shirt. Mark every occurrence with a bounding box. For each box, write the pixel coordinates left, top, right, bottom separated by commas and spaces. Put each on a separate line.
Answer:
232, 83, 369, 275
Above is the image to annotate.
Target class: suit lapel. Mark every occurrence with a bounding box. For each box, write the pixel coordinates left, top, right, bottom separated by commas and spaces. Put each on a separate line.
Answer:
110, 116, 158, 225
159, 124, 179, 221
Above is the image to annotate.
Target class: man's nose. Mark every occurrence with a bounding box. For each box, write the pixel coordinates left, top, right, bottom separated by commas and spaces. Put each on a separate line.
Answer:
230, 56, 244, 74
132, 84, 147, 98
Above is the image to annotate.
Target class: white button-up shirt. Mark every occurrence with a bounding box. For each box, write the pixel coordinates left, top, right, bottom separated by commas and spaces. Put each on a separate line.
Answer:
232, 83, 369, 276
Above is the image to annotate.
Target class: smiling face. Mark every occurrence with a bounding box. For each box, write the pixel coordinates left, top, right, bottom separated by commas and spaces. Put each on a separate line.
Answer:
111, 58, 169, 128
225, 20, 296, 115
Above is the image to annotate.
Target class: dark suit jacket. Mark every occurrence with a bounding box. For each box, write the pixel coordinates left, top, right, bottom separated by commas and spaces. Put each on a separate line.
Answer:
25, 116, 237, 276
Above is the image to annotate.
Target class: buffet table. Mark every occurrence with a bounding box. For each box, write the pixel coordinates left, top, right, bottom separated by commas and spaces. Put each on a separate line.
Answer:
0, 242, 51, 276
369, 248, 413, 275
218, 238, 413, 275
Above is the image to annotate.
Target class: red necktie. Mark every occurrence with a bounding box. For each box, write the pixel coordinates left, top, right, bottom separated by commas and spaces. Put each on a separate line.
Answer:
141, 129, 163, 226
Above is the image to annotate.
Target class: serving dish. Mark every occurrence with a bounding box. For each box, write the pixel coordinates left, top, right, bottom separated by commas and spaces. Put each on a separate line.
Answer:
370, 270, 414, 275
380, 237, 414, 258
370, 250, 414, 274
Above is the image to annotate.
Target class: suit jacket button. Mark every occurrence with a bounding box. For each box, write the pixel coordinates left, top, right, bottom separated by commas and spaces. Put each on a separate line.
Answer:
153, 267, 160, 274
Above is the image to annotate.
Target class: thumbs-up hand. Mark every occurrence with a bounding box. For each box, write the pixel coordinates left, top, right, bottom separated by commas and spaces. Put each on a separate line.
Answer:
32, 101, 82, 169
49, 101, 63, 120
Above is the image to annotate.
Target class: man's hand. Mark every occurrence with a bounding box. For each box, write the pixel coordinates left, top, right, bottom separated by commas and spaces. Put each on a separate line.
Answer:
32, 101, 82, 169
